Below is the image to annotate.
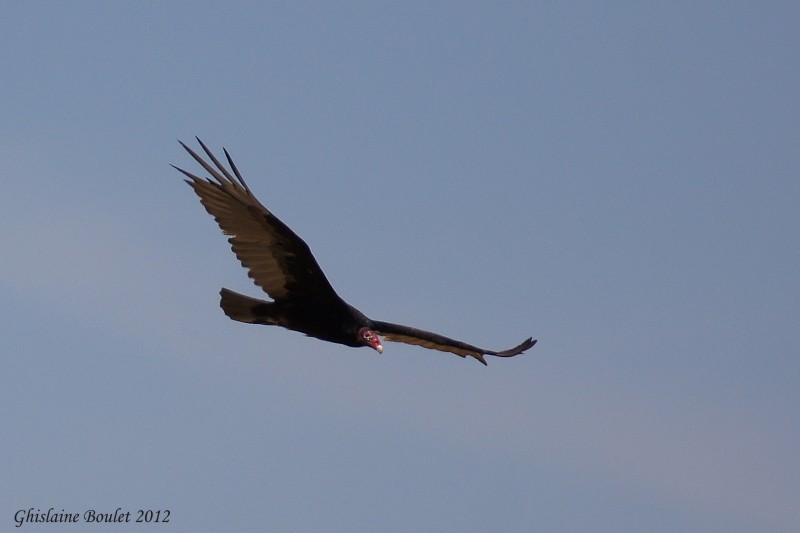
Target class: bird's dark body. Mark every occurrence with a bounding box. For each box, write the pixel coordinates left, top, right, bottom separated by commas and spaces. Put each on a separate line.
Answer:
247, 295, 371, 348
175, 138, 536, 365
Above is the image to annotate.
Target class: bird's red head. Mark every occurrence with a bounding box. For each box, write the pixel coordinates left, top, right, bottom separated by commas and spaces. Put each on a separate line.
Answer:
359, 327, 383, 353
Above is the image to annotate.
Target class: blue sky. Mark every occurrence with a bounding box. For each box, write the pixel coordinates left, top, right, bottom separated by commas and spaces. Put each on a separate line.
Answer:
2, 2, 799, 531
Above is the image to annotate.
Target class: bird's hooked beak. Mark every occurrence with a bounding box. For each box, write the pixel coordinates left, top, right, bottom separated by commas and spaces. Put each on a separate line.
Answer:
360, 327, 383, 353
370, 335, 384, 354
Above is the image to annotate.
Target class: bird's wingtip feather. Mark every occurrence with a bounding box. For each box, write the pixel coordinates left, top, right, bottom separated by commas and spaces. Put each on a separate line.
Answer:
492, 337, 537, 358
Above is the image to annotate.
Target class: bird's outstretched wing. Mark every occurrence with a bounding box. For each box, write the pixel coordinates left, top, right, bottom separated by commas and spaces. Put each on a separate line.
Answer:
174, 138, 340, 303
371, 320, 536, 365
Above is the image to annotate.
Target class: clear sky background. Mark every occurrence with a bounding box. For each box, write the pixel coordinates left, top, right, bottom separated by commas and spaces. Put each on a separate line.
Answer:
2, 2, 798, 532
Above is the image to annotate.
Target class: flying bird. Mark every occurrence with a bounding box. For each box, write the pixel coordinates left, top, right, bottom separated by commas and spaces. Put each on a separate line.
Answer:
174, 138, 536, 365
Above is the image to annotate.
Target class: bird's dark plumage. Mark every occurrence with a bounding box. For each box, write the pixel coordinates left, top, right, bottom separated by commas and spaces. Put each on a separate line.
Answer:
175, 138, 536, 365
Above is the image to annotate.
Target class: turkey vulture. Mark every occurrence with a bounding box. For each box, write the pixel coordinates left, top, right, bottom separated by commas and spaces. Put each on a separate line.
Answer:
174, 138, 536, 365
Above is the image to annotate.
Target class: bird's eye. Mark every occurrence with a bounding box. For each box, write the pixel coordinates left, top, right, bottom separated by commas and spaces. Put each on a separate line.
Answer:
363, 332, 373, 341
